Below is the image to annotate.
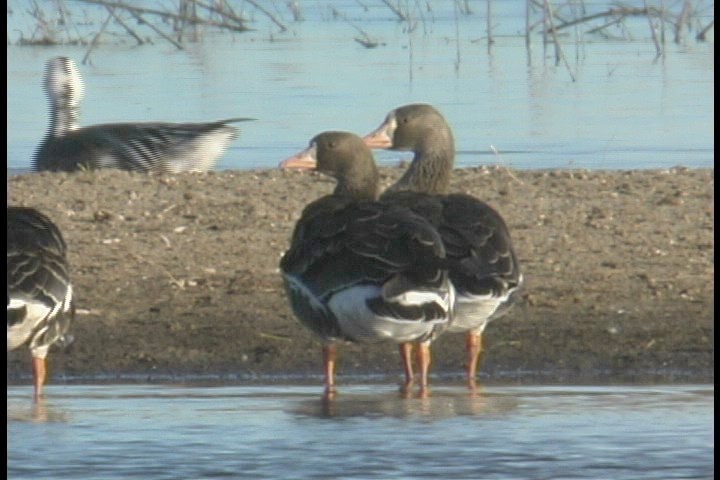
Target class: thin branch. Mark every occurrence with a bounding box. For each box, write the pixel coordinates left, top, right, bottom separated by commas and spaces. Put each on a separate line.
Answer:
585, 17, 625, 36
487, 0, 493, 52
696, 19, 714, 41
194, 0, 248, 28
129, 10, 184, 50
525, 0, 531, 48
76, 0, 252, 33
530, 0, 572, 25
673, 0, 691, 44
81, 6, 114, 65
543, 0, 576, 82
454, 0, 462, 70
332, 9, 384, 49
56, 0, 85, 44
240, 0, 288, 32
380, 0, 408, 21
549, 6, 662, 33
644, 0, 663, 58
490, 145, 524, 185
106, 6, 145, 45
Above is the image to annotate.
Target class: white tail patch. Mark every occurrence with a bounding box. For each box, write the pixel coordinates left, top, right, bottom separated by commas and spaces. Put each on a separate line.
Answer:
328, 285, 444, 343
166, 126, 238, 173
7, 300, 52, 351
448, 282, 517, 333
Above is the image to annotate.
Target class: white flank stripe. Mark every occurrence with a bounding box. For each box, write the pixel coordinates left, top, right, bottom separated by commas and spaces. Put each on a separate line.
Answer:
385, 289, 450, 309
283, 274, 326, 313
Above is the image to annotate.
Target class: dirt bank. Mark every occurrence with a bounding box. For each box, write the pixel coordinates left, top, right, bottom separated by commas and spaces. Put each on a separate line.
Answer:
7, 166, 714, 386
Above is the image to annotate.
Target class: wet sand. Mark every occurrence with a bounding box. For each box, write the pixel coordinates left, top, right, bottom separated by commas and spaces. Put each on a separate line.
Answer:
6, 166, 714, 385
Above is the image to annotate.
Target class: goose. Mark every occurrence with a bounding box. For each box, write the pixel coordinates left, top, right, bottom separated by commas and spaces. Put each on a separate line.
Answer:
364, 103, 523, 389
279, 131, 454, 397
33, 56, 254, 173
7, 206, 75, 401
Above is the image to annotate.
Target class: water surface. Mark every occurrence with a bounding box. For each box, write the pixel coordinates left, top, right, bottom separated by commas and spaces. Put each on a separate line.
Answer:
6, 1, 714, 173
7, 383, 714, 479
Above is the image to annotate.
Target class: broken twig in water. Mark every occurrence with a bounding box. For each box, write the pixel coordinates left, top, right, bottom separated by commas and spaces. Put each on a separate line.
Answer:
82, 5, 115, 65
239, 0, 288, 32
78, 0, 252, 33
380, 0, 408, 21
644, 0, 664, 59
107, 6, 146, 45
695, 19, 714, 41
129, 10, 184, 50
542, 0, 576, 82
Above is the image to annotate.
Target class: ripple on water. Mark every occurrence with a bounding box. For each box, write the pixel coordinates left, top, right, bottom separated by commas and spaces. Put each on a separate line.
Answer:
7, 384, 714, 480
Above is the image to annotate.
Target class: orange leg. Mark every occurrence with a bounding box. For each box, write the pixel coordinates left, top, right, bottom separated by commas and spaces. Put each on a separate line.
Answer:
415, 342, 431, 397
399, 342, 415, 385
466, 332, 482, 390
398, 343, 415, 397
322, 344, 338, 399
32, 356, 47, 402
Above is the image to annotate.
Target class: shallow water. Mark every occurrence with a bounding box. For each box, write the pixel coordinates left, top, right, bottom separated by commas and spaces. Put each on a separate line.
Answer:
6, 1, 714, 174
7, 383, 713, 479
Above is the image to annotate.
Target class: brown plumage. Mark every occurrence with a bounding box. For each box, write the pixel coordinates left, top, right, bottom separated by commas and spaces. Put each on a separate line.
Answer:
365, 103, 523, 389
280, 131, 454, 397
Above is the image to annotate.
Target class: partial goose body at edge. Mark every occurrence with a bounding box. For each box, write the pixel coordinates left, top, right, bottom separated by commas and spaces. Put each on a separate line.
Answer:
7, 206, 74, 364
7, 207, 74, 356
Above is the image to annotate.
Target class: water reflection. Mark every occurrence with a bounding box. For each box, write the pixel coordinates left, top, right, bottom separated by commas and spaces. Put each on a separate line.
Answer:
7, 399, 70, 424
293, 385, 519, 420
8, 384, 713, 480
6, 2, 714, 173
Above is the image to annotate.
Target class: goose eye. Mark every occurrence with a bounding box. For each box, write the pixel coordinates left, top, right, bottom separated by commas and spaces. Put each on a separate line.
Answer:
327, 141, 336, 149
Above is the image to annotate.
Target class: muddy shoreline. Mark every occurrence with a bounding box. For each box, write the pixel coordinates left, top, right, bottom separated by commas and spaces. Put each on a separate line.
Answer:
7, 166, 714, 386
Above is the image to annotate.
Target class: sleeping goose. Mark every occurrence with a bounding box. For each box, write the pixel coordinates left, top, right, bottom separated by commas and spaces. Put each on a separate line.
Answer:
364, 103, 523, 389
7, 206, 75, 401
33, 56, 254, 173
279, 131, 454, 397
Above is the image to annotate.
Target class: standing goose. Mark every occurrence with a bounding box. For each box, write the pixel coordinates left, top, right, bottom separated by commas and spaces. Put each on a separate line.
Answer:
364, 104, 523, 389
33, 56, 254, 173
7, 206, 75, 401
279, 131, 454, 397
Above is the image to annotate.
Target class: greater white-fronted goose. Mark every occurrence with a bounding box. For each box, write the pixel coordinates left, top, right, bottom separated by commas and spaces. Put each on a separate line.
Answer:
7, 206, 75, 401
364, 103, 523, 389
279, 131, 454, 397
33, 56, 254, 173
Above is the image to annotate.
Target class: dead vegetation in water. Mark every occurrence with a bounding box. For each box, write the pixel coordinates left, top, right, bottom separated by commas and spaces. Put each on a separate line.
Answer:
520, 0, 715, 60
7, 0, 713, 68
8, 0, 284, 48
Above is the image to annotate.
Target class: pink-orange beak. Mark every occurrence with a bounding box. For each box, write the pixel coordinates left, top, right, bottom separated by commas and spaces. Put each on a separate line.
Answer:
279, 144, 317, 170
363, 121, 394, 149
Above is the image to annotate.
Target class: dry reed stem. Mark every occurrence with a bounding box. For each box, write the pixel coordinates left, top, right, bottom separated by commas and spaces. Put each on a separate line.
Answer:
542, 0, 576, 82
